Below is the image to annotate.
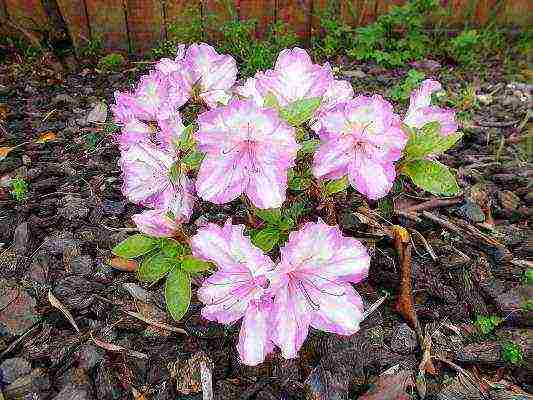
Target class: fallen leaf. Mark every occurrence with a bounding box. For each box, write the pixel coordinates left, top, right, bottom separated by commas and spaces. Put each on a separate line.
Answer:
91, 333, 148, 359
359, 370, 413, 400
35, 131, 57, 144
48, 289, 80, 333
108, 257, 138, 272
0, 103, 7, 120
0, 146, 14, 161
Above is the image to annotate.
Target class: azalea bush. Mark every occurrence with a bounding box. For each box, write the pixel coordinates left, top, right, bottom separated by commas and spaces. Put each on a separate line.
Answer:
111, 43, 462, 365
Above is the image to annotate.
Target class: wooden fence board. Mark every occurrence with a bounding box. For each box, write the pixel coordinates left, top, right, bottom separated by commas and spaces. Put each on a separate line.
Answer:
277, 0, 313, 38
85, 0, 129, 51
126, 0, 164, 54
202, 0, 234, 41
164, 0, 202, 39
499, 0, 533, 25
56, 0, 90, 50
4, 0, 49, 33
3, 0, 532, 53
239, 0, 275, 37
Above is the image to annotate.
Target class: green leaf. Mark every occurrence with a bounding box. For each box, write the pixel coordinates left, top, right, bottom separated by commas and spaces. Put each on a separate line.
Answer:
178, 124, 196, 151
299, 139, 320, 155
112, 234, 158, 259
402, 159, 460, 196
325, 176, 349, 196
165, 268, 191, 321
182, 150, 204, 169
403, 122, 463, 161
254, 208, 282, 224
161, 239, 185, 258
288, 168, 313, 191
251, 227, 281, 252
279, 97, 322, 126
181, 256, 212, 274
137, 251, 176, 282
278, 217, 295, 231
263, 92, 280, 110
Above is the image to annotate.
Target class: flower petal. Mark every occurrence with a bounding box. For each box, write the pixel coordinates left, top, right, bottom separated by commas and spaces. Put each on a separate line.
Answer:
312, 136, 353, 180
131, 209, 177, 237
118, 119, 152, 150
270, 283, 311, 359
191, 219, 274, 276
406, 79, 442, 118
348, 152, 396, 200
120, 142, 175, 206
237, 300, 274, 366
195, 153, 248, 204
279, 221, 370, 283
309, 282, 364, 335
255, 47, 333, 106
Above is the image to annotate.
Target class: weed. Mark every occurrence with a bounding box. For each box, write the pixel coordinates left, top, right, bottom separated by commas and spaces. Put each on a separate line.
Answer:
10, 177, 29, 202
449, 29, 480, 67
152, 5, 203, 59
85, 132, 101, 149
97, 53, 125, 72
501, 341, 524, 366
474, 315, 503, 335
78, 35, 104, 59
215, 14, 298, 76
347, 0, 439, 67
103, 121, 120, 135
388, 69, 426, 102
311, 6, 353, 60
524, 269, 533, 285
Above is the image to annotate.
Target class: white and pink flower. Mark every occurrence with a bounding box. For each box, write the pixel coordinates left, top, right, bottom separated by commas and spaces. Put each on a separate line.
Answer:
404, 79, 458, 135
195, 99, 299, 209
313, 95, 408, 200
191, 220, 275, 366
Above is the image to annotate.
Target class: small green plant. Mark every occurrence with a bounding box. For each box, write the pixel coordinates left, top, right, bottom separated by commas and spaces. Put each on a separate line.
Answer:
501, 341, 524, 366
78, 35, 104, 59
311, 6, 353, 59
10, 177, 29, 202
450, 29, 480, 66
113, 235, 212, 321
97, 53, 126, 72
348, 0, 438, 67
152, 5, 203, 59
103, 121, 120, 135
389, 69, 426, 102
85, 132, 101, 149
474, 315, 503, 335
524, 269, 533, 285
216, 16, 298, 77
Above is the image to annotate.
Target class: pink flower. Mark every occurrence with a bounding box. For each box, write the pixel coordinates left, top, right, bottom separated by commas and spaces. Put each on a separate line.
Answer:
269, 220, 369, 359
132, 209, 178, 237
183, 43, 237, 108
120, 142, 194, 223
192, 219, 275, 365
118, 119, 152, 150
234, 77, 265, 107
156, 110, 185, 152
252, 48, 334, 107
310, 78, 354, 133
404, 79, 458, 135
313, 95, 408, 200
195, 99, 299, 209
112, 71, 169, 123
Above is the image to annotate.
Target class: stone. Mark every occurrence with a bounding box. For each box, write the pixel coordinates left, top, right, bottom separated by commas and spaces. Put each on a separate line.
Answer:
0, 357, 32, 384
389, 323, 418, 355
68, 255, 94, 275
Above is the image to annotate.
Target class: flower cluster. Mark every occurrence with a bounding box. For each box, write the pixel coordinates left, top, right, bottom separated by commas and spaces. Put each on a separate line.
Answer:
112, 44, 460, 366
191, 219, 370, 365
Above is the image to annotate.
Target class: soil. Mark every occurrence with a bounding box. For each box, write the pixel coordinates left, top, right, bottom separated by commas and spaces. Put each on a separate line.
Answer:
0, 51, 531, 400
